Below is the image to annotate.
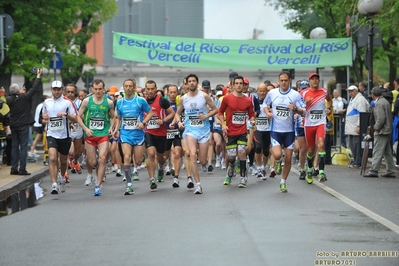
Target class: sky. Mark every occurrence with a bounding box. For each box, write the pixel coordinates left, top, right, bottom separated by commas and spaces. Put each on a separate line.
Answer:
204, 0, 302, 40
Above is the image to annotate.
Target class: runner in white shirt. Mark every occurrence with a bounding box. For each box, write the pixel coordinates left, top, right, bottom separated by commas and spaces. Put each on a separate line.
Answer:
42, 80, 90, 195
264, 71, 305, 193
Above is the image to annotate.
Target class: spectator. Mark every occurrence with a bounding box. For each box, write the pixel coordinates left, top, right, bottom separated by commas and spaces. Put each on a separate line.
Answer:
332, 88, 347, 148
345, 85, 370, 168
389, 78, 399, 113
6, 69, 42, 175
358, 82, 369, 100
363, 87, 395, 178
29, 95, 48, 157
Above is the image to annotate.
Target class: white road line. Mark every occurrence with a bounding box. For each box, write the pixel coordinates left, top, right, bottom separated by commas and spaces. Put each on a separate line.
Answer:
291, 168, 399, 234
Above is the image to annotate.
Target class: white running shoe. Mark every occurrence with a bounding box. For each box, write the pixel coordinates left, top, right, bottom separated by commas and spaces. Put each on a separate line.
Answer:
221, 158, 226, 170
194, 184, 203, 194
215, 159, 221, 168
85, 174, 93, 186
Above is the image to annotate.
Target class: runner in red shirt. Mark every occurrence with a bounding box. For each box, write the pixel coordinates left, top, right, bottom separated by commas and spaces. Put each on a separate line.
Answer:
218, 75, 255, 188
300, 72, 332, 184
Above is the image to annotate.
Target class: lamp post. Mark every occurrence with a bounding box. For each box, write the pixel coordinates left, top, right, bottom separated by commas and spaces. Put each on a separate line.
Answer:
310, 27, 327, 76
357, 0, 383, 96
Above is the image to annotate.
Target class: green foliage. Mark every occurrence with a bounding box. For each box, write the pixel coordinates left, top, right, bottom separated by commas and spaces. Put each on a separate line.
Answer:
265, 0, 399, 84
0, 0, 117, 83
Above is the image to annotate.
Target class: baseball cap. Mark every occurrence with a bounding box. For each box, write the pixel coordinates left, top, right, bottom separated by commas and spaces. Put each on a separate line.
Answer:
243, 77, 249, 84
299, 80, 309, 89
202, 80, 211, 89
51, 80, 63, 89
108, 86, 118, 95
229, 71, 238, 79
216, 91, 223, 96
347, 85, 358, 91
308, 72, 320, 80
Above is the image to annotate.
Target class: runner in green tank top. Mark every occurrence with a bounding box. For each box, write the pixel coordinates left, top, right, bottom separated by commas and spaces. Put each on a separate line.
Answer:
79, 79, 115, 196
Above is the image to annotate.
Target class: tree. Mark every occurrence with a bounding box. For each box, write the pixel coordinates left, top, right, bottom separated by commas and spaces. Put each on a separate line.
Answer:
264, 0, 399, 85
0, 0, 117, 110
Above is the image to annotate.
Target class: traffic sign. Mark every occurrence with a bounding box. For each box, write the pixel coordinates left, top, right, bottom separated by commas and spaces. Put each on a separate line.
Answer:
1, 14, 14, 39
49, 52, 63, 69
81, 71, 94, 89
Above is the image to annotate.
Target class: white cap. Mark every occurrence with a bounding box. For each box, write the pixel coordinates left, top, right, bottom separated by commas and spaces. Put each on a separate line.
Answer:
119, 86, 124, 93
347, 85, 358, 91
51, 80, 63, 88
216, 91, 223, 96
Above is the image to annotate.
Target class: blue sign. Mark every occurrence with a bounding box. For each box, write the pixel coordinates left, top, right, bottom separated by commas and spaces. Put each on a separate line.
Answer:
49, 52, 63, 69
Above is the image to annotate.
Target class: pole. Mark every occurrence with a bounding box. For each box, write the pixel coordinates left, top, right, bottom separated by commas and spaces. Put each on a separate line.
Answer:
0, 15, 4, 65
346, 66, 350, 102
54, 68, 56, 81
367, 19, 374, 96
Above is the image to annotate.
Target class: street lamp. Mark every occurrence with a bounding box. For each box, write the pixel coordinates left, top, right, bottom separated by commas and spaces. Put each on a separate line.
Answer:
310, 27, 327, 75
357, 0, 383, 96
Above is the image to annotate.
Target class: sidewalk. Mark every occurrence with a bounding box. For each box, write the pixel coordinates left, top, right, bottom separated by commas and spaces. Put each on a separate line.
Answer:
0, 159, 48, 213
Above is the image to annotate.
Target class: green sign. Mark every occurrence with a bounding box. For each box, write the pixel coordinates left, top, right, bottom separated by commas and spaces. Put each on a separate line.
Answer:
113, 32, 352, 69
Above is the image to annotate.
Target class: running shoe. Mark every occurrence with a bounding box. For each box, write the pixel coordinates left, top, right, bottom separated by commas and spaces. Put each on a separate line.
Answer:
150, 178, 157, 189
207, 164, 214, 172
116, 168, 123, 177
227, 164, 235, 177
68, 159, 75, 170
250, 165, 257, 176
299, 170, 306, 180
201, 164, 208, 172
275, 160, 282, 175
170, 168, 175, 176
74, 162, 82, 174
94, 185, 101, 196
215, 159, 221, 168
306, 171, 313, 184
132, 171, 140, 181
187, 177, 194, 189
58, 173, 66, 193
122, 174, 126, 182
221, 158, 226, 170
238, 177, 247, 188
165, 165, 171, 175
313, 168, 319, 176
269, 169, 276, 178
318, 173, 327, 182
194, 184, 203, 194
223, 176, 231, 185
157, 168, 164, 182
256, 169, 263, 178
85, 174, 93, 186
50, 184, 59, 195
280, 183, 287, 193
261, 169, 267, 180
124, 185, 134, 195
172, 177, 179, 188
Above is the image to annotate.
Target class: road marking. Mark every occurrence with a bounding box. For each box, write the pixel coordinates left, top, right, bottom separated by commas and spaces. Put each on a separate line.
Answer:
291, 168, 399, 234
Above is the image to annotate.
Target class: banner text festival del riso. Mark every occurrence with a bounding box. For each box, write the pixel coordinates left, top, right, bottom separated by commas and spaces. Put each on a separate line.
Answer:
113, 32, 352, 70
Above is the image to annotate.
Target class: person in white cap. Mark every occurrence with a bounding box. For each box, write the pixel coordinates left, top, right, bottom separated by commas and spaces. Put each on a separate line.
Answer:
345, 85, 370, 169
42, 80, 90, 195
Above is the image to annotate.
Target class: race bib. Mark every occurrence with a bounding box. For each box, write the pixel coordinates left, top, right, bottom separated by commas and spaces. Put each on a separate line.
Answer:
232, 111, 246, 125
123, 117, 138, 130
310, 110, 323, 123
188, 116, 204, 127
276, 106, 290, 120
49, 117, 64, 131
89, 117, 104, 130
255, 117, 269, 129
147, 116, 160, 129
167, 129, 179, 139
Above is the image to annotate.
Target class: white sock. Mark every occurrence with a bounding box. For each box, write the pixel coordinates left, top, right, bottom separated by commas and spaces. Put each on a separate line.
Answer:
134, 167, 137, 173
127, 182, 132, 186
197, 182, 201, 186
280, 179, 286, 184
52, 182, 57, 187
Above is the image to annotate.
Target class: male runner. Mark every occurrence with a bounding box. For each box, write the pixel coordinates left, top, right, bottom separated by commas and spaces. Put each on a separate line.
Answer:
300, 72, 332, 184
114, 78, 153, 195
264, 71, 305, 192
171, 74, 218, 194
218, 76, 256, 188
79, 79, 115, 196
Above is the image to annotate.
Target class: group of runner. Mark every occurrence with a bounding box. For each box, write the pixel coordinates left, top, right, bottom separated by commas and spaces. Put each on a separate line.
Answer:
41, 69, 331, 196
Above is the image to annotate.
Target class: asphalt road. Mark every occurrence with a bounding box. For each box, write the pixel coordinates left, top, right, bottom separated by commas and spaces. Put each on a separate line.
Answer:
0, 163, 398, 266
